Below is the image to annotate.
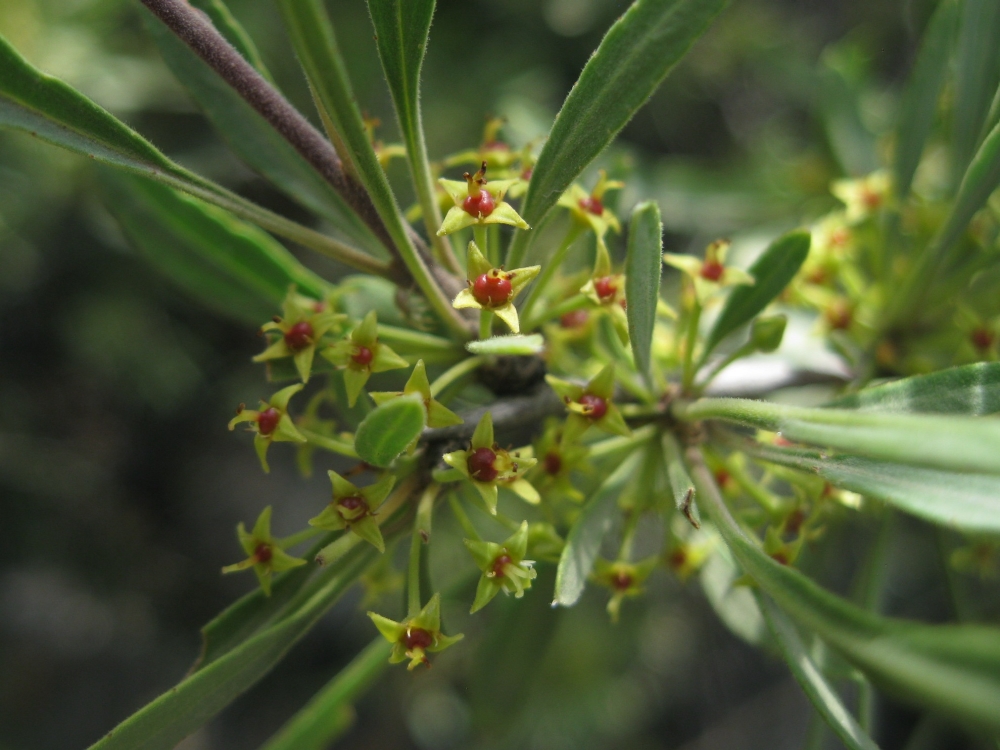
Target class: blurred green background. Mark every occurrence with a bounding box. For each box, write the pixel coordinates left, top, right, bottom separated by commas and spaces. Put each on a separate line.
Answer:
0, 0, 959, 748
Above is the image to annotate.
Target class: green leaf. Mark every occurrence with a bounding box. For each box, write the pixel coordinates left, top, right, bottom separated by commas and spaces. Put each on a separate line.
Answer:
0, 30, 387, 276
704, 230, 810, 356
827, 362, 1000, 415
757, 594, 882, 750
625, 201, 663, 381
661, 433, 699, 527
554, 451, 643, 607
691, 451, 1000, 735
893, 0, 958, 200
141, 9, 385, 257
275, 0, 469, 339
680, 397, 1000, 476
188, 0, 274, 82
101, 172, 330, 325
88, 543, 378, 750
465, 334, 544, 355
506, 0, 730, 267
259, 638, 391, 750
951, 0, 1000, 179
353, 392, 427, 468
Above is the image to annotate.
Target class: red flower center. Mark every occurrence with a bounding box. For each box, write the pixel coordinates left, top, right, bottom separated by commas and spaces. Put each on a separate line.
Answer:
337, 496, 366, 516
482, 140, 509, 152
594, 276, 617, 301
611, 571, 633, 590
284, 321, 314, 351
668, 549, 687, 570
770, 551, 789, 565
254, 542, 273, 564
467, 447, 498, 482
491, 553, 513, 578
560, 309, 589, 328
825, 302, 853, 330
352, 345, 374, 366
403, 627, 434, 651
256, 407, 281, 436
463, 190, 496, 218
521, 167, 533, 181
544, 451, 562, 475
971, 328, 995, 351
578, 393, 608, 420
578, 195, 604, 216
700, 260, 724, 281
785, 509, 806, 535
472, 273, 512, 307
861, 189, 882, 210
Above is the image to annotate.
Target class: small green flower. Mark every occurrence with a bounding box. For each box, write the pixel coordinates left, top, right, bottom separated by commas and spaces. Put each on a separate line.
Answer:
322, 311, 409, 406
663, 239, 754, 304
464, 521, 538, 613
368, 593, 464, 669
591, 556, 658, 622
442, 412, 539, 513
557, 170, 624, 239
228, 383, 307, 473
831, 170, 891, 224
442, 117, 521, 171
528, 419, 589, 502
222, 506, 307, 595
369, 359, 463, 429
579, 239, 629, 340
252, 288, 345, 383
452, 241, 540, 333
545, 364, 631, 445
308, 470, 396, 552
437, 162, 529, 236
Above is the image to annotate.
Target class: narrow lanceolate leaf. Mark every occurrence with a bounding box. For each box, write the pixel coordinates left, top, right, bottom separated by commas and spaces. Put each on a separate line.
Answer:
554, 451, 643, 607
0, 31, 386, 276
690, 450, 1000, 735
142, 9, 385, 257
89, 543, 378, 750
260, 638, 391, 750
189, 0, 274, 82
827, 362, 1000, 415
506, 0, 730, 267
101, 172, 329, 325
661, 432, 699, 527
893, 0, 958, 199
757, 594, 882, 750
353, 393, 426, 468
466, 334, 544, 356
951, 0, 1000, 179
677, 397, 1000, 476
625, 201, 663, 381
366, 0, 451, 261
730, 435, 1000, 534
704, 230, 810, 355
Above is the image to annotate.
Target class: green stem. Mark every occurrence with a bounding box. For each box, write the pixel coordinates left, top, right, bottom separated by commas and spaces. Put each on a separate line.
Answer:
431, 467, 465, 483
523, 294, 589, 331
429, 355, 486, 397
277, 526, 324, 549
479, 309, 494, 340
697, 340, 755, 390
300, 428, 359, 458
519, 224, 584, 327
587, 425, 658, 460
681, 297, 702, 393
474, 225, 491, 264
448, 493, 481, 541
703, 445, 784, 516
617, 509, 641, 562
376, 324, 461, 353
407, 483, 438, 616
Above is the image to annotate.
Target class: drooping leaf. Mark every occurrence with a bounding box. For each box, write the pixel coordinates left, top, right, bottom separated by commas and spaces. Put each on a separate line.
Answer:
757, 594, 882, 750
505, 0, 730, 267
0, 31, 384, 275
101, 172, 330, 325
625, 201, 663, 381
353, 393, 427, 468
554, 451, 643, 607
951, 0, 1000, 179
88, 543, 378, 750
893, 0, 958, 200
189, 0, 274, 82
661, 432, 699, 527
259, 638, 391, 750
466, 334, 544, 356
691, 451, 1000, 734
704, 230, 810, 355
142, 9, 385, 257
827, 362, 1000, 415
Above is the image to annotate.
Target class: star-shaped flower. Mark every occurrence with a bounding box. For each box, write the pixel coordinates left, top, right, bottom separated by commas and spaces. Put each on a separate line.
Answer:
527, 419, 589, 502
322, 311, 409, 406
831, 170, 891, 224
369, 359, 463, 430
308, 470, 396, 552
368, 593, 464, 670
228, 383, 307, 472
252, 288, 346, 383
557, 170, 624, 239
545, 364, 631, 445
442, 117, 520, 171
591, 556, 658, 622
442, 412, 538, 513
663, 239, 754, 304
221, 506, 307, 595
464, 521, 538, 613
452, 241, 540, 333
437, 162, 529, 236
579, 239, 630, 340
